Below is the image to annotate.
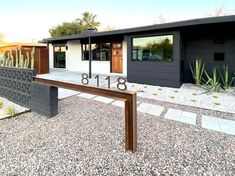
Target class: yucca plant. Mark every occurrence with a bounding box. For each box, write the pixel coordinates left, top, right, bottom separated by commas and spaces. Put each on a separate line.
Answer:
30, 47, 35, 69
204, 67, 221, 92
189, 58, 205, 87
15, 48, 19, 68
218, 65, 235, 90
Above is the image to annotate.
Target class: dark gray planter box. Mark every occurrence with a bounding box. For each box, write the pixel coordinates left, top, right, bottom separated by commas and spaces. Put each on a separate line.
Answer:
30, 82, 58, 118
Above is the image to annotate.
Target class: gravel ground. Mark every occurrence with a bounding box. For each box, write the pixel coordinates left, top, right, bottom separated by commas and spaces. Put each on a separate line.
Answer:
138, 97, 235, 121
122, 82, 235, 114
0, 96, 234, 175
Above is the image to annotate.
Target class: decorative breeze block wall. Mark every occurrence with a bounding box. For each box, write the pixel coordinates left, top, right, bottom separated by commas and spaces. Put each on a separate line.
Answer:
0, 67, 35, 107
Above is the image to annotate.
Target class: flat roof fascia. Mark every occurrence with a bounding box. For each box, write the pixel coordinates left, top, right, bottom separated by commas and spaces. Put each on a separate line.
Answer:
41, 15, 235, 43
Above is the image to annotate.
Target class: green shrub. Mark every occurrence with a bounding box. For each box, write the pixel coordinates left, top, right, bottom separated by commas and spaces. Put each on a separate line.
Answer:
5, 106, 16, 117
189, 58, 205, 87
204, 67, 221, 92
219, 65, 235, 90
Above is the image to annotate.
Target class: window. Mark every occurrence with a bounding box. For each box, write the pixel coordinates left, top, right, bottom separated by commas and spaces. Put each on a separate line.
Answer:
214, 52, 225, 61
82, 43, 111, 61
132, 35, 173, 61
54, 46, 66, 68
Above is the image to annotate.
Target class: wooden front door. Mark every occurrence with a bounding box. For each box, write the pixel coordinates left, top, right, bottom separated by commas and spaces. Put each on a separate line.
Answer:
112, 42, 123, 73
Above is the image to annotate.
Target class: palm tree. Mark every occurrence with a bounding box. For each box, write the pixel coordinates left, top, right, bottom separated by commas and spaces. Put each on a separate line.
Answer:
76, 12, 100, 30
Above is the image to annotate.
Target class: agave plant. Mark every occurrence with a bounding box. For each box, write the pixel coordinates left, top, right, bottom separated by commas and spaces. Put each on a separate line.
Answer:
218, 65, 235, 90
189, 58, 205, 87
204, 67, 221, 92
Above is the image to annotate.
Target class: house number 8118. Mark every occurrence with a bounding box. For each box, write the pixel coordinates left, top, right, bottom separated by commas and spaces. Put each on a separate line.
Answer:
81, 73, 127, 91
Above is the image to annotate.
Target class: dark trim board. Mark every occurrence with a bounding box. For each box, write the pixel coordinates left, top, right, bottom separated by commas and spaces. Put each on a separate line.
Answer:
42, 15, 235, 43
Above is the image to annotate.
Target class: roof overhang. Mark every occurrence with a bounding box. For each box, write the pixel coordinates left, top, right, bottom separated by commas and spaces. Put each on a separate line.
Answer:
41, 15, 235, 43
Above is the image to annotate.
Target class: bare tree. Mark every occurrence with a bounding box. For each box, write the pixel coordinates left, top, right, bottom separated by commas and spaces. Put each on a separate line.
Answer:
103, 25, 118, 31
211, 6, 225, 16
158, 14, 166, 24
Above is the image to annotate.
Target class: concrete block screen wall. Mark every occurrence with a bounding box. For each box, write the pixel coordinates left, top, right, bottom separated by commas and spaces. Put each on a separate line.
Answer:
0, 67, 35, 107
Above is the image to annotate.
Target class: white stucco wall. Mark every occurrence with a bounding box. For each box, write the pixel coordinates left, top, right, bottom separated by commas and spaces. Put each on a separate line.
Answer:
90, 61, 110, 74
49, 39, 128, 76
49, 44, 54, 69
122, 40, 127, 76
66, 40, 110, 74
66, 40, 88, 72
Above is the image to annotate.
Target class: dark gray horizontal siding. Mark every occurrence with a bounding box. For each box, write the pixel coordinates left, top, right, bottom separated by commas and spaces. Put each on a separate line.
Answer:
126, 31, 182, 88
128, 62, 179, 73
128, 76, 180, 87
183, 35, 235, 83
128, 70, 180, 80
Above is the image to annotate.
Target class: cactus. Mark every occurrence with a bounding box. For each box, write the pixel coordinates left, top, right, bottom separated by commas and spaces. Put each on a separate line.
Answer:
30, 47, 35, 69
19, 54, 24, 68
15, 48, 19, 68
19, 49, 24, 68
1, 47, 36, 69
25, 52, 30, 68
2, 52, 7, 66
9, 50, 14, 67
6, 52, 10, 67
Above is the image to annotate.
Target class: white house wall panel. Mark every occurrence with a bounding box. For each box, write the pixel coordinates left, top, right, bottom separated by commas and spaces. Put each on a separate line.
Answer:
49, 44, 54, 69
50, 39, 128, 76
122, 40, 127, 75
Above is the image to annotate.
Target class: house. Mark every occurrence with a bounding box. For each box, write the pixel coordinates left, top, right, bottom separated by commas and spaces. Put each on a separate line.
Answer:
42, 15, 235, 88
0, 43, 49, 74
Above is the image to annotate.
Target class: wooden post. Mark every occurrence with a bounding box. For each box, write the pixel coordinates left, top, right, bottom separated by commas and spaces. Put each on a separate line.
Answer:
33, 77, 137, 152
125, 94, 137, 152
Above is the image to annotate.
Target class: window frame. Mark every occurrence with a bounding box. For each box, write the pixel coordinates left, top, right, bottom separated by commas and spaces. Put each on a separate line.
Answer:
81, 43, 111, 61
131, 33, 174, 62
53, 45, 66, 69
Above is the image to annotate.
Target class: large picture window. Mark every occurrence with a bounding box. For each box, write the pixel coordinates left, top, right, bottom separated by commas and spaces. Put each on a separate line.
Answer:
132, 35, 173, 61
82, 43, 111, 61
54, 46, 66, 68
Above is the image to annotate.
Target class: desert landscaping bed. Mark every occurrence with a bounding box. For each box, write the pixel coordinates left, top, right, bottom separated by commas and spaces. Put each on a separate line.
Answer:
0, 96, 234, 175
0, 97, 29, 120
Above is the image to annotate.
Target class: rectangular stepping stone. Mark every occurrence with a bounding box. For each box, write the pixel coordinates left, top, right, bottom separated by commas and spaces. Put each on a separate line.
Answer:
164, 108, 182, 121
93, 96, 114, 104
137, 103, 152, 113
164, 109, 196, 125
180, 111, 197, 125
111, 100, 124, 107
202, 115, 235, 135
77, 93, 96, 99
147, 105, 165, 116
217, 117, 235, 135
202, 115, 221, 132
58, 88, 80, 99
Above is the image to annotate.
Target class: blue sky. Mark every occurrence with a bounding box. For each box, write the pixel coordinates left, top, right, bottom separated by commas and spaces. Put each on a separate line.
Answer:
0, 0, 235, 42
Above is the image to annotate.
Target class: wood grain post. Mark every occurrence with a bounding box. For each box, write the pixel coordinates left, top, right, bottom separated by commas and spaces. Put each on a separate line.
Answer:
125, 93, 137, 152
33, 77, 137, 152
